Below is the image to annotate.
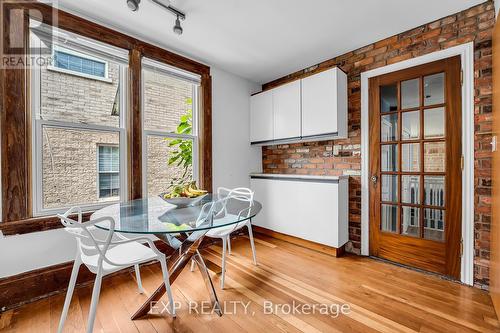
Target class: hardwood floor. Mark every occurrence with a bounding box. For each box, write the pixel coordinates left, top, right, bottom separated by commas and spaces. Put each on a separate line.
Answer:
1, 234, 499, 333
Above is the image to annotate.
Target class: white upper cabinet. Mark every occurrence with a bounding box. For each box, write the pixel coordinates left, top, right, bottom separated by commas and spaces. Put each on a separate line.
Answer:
301, 68, 347, 138
250, 67, 347, 145
250, 90, 273, 143
273, 80, 301, 140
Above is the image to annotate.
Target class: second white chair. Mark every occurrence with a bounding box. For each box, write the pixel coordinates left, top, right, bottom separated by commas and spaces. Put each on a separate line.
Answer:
191, 187, 257, 289
57, 207, 176, 333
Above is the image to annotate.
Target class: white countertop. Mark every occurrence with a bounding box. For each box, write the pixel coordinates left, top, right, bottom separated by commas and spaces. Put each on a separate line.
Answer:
249, 173, 349, 181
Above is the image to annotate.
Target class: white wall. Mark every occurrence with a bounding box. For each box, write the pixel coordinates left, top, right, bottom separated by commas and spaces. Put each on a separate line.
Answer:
0, 66, 261, 278
211, 67, 262, 190
496, 0, 500, 18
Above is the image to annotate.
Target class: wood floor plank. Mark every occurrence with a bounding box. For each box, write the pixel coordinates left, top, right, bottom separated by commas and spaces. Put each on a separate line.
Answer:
0, 234, 497, 333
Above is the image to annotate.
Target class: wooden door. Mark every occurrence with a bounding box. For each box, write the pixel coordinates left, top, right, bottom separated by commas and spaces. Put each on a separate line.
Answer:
369, 57, 462, 279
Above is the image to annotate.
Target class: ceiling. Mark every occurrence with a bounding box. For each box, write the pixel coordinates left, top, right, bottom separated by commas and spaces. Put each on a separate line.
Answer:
55, 0, 487, 84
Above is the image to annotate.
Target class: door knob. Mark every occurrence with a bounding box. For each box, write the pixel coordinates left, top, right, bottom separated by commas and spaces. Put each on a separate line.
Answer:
371, 175, 378, 184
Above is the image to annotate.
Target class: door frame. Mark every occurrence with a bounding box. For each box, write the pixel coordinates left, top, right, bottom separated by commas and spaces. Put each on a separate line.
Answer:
360, 42, 475, 285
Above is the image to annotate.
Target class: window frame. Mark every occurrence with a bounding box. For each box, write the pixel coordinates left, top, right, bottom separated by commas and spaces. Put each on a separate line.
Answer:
30, 24, 129, 217
141, 58, 201, 196
0, 4, 211, 235
48, 46, 112, 83
97, 144, 120, 200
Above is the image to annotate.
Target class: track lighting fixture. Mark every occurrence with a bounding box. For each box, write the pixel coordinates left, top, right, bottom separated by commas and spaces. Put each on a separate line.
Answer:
173, 15, 183, 35
127, 0, 140, 12
127, 0, 186, 35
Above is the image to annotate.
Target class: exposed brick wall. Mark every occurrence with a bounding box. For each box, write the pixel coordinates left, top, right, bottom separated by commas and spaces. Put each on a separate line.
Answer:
261, 1, 494, 288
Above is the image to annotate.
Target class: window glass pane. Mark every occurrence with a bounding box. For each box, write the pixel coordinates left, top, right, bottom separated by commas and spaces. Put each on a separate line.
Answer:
40, 51, 120, 127
381, 144, 398, 172
380, 84, 397, 113
424, 176, 445, 206
143, 68, 195, 133
402, 206, 420, 237
41, 127, 120, 209
55, 52, 69, 69
98, 146, 119, 173
402, 143, 420, 172
381, 204, 398, 233
424, 142, 445, 172
381, 175, 398, 203
93, 62, 106, 77
381, 113, 398, 142
401, 175, 420, 204
146, 135, 194, 197
402, 111, 419, 140
401, 78, 420, 109
424, 73, 444, 106
424, 107, 445, 139
68, 54, 82, 72
424, 209, 445, 241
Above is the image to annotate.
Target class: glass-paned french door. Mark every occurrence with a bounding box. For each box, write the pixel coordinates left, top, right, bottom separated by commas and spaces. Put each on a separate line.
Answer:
369, 56, 462, 279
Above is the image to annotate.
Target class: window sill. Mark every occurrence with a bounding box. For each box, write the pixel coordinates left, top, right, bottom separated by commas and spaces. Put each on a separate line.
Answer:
0, 212, 94, 236
47, 65, 113, 83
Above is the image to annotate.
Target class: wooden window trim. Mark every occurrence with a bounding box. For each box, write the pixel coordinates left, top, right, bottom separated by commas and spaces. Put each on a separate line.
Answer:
0, 3, 212, 236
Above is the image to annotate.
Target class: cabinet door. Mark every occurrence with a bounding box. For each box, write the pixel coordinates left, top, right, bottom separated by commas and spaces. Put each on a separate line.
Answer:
250, 91, 273, 143
273, 81, 301, 140
301, 68, 343, 137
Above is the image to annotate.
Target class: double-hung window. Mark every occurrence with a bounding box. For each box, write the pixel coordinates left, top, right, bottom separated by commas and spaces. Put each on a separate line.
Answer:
142, 58, 201, 197
30, 22, 129, 215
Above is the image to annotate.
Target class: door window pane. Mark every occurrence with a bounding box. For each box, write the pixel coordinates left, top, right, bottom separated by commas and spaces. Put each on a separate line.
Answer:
402, 206, 420, 237
41, 127, 120, 209
424, 142, 446, 172
402, 111, 419, 140
380, 84, 398, 113
382, 175, 398, 202
424, 107, 445, 139
401, 78, 420, 109
381, 114, 398, 142
143, 68, 195, 133
146, 135, 194, 197
424, 73, 445, 106
381, 204, 398, 233
402, 175, 420, 204
424, 176, 445, 206
381, 144, 398, 172
402, 143, 420, 172
424, 209, 445, 241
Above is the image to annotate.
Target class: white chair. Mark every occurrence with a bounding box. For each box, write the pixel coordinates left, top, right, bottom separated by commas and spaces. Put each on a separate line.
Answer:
57, 207, 176, 333
191, 187, 257, 289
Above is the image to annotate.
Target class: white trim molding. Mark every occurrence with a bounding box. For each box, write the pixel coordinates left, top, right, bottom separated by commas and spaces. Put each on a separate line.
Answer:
360, 43, 475, 285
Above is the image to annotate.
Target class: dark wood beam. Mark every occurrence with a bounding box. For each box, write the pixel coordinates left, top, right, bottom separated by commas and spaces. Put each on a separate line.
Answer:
128, 49, 142, 200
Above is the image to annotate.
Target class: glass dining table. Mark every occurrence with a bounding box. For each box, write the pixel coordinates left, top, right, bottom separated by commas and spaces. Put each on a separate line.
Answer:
92, 194, 262, 320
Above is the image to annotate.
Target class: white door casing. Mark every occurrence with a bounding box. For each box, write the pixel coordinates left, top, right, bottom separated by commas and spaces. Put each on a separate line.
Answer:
360, 43, 475, 285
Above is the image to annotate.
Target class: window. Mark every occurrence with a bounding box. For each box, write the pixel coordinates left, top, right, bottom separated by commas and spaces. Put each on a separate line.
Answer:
54, 49, 107, 78
98, 146, 120, 198
142, 58, 200, 197
30, 22, 129, 215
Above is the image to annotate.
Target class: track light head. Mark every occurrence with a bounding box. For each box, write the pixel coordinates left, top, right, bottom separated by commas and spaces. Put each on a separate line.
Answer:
173, 16, 183, 35
127, 0, 140, 11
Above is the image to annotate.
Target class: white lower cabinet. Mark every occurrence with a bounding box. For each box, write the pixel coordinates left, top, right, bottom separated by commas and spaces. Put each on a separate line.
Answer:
250, 174, 348, 248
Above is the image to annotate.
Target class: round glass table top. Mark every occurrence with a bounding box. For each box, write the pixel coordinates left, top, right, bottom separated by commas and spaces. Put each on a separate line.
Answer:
92, 195, 262, 234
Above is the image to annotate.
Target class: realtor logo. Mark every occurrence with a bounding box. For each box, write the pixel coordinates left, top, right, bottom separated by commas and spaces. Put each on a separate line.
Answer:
1, 0, 58, 68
